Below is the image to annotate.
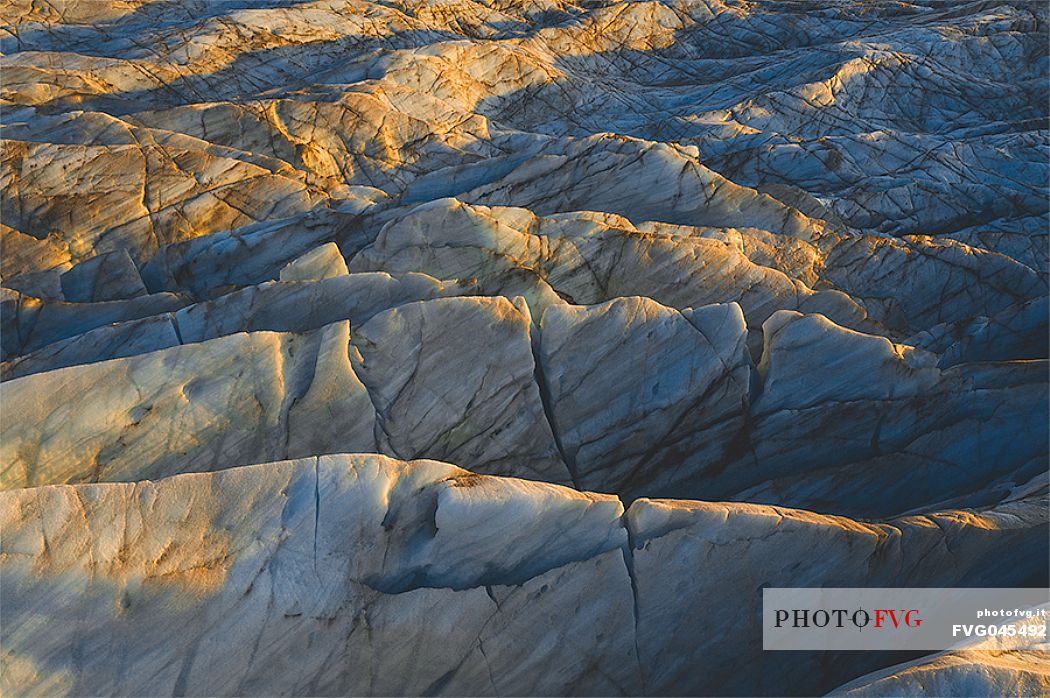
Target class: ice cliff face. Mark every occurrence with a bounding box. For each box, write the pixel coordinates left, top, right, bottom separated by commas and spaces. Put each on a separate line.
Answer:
1, 0, 1047, 695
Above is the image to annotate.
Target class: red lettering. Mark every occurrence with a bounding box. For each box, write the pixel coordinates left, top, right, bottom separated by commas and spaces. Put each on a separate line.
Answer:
875, 609, 922, 629
874, 609, 901, 628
